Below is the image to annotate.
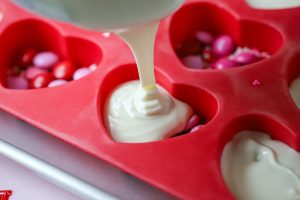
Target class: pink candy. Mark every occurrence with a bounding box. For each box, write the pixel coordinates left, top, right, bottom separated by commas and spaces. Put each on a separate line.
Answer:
195, 31, 214, 45
24, 66, 48, 79
181, 55, 206, 69
212, 35, 236, 57
212, 58, 238, 70
48, 79, 68, 87
184, 114, 201, 132
73, 68, 92, 80
33, 51, 59, 69
190, 125, 202, 133
7, 76, 29, 89
233, 52, 260, 65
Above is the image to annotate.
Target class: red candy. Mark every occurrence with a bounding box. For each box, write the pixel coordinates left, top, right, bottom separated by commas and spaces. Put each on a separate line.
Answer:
52, 61, 77, 80
195, 31, 214, 45
19, 48, 36, 67
30, 73, 53, 89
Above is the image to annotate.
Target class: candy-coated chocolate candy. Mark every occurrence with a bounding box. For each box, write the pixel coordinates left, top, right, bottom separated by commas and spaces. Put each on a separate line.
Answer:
212, 35, 236, 57
177, 39, 203, 57
233, 52, 260, 65
212, 58, 238, 70
52, 61, 77, 80
19, 48, 36, 67
24, 66, 48, 80
7, 65, 23, 76
48, 79, 68, 88
190, 125, 202, 133
181, 55, 205, 69
33, 51, 59, 69
30, 73, 53, 89
73, 68, 92, 80
184, 114, 201, 132
89, 64, 98, 71
195, 31, 214, 45
6, 75, 29, 89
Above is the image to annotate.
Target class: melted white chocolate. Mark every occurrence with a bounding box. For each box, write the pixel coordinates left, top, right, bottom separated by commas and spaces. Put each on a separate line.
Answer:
222, 131, 300, 200
105, 81, 192, 143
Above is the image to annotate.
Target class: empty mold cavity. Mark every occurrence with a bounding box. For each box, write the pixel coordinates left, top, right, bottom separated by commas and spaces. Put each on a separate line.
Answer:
220, 114, 300, 200
0, 19, 102, 89
170, 3, 283, 70
98, 64, 218, 142
288, 52, 300, 109
245, 0, 300, 10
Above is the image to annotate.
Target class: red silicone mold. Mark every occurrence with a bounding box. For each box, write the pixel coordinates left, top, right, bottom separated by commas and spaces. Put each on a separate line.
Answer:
1, 0, 300, 199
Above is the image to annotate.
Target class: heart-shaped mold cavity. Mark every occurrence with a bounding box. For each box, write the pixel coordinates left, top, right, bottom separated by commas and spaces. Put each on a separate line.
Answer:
219, 115, 300, 200
98, 64, 218, 142
170, 3, 283, 70
0, 19, 102, 89
245, 0, 300, 10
